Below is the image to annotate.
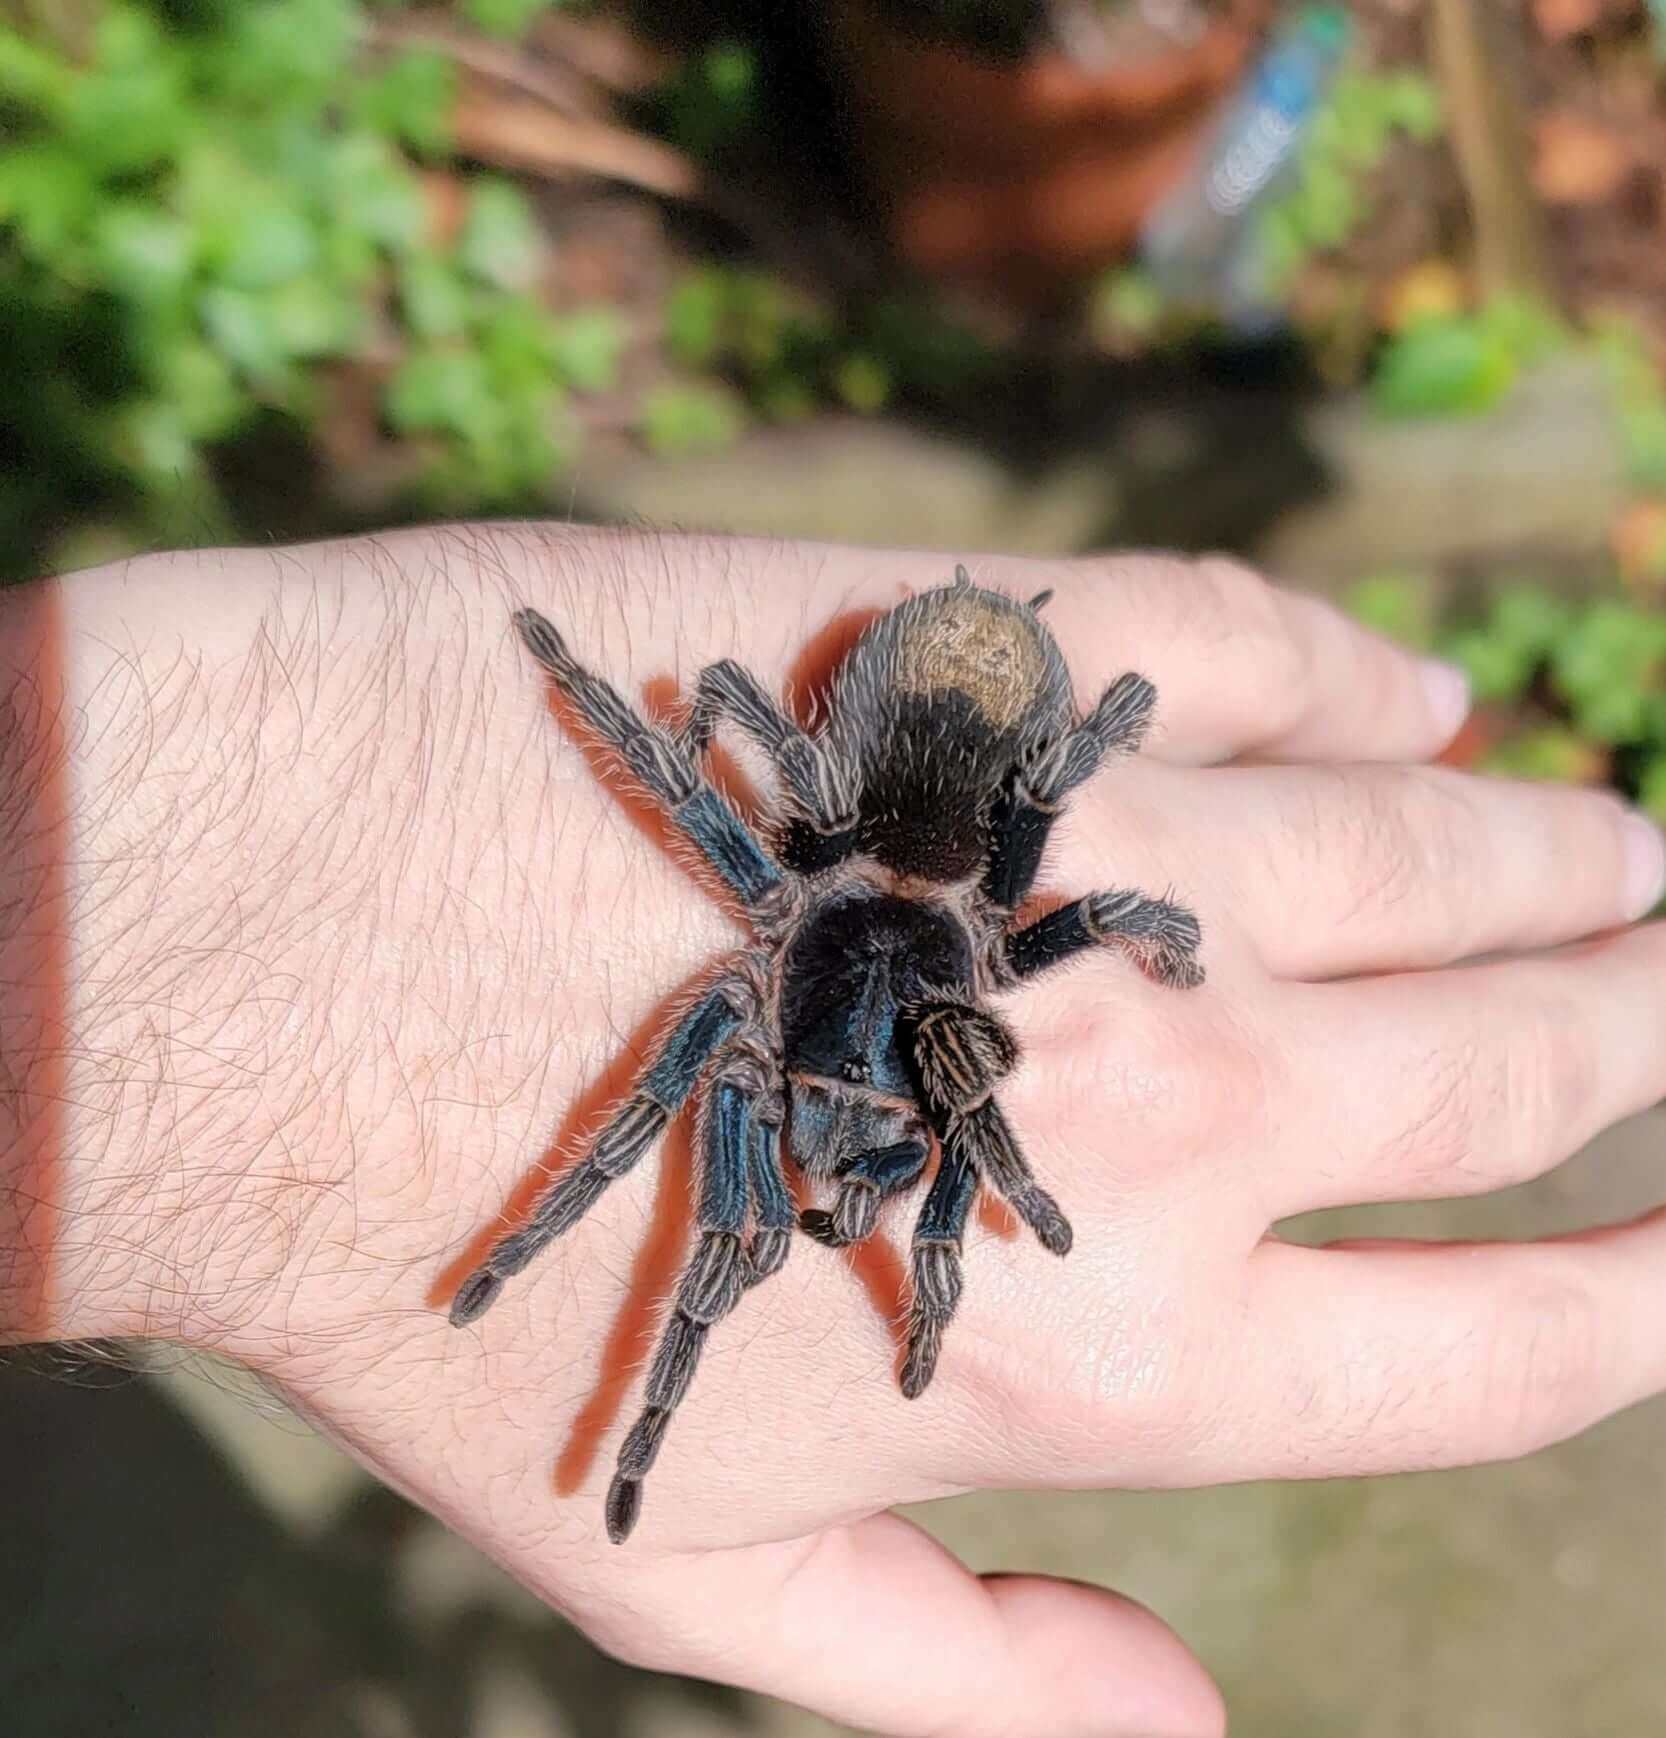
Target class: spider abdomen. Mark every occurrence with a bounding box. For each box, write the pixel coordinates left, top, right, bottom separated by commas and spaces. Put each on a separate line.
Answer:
819, 581, 1074, 882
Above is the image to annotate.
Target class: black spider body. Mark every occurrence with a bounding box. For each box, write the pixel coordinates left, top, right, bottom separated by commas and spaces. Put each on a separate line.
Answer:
785, 584, 1072, 881
450, 566, 1205, 1543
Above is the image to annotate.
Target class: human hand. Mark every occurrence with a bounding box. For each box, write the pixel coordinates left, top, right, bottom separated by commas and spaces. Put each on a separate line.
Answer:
9, 527, 1666, 1737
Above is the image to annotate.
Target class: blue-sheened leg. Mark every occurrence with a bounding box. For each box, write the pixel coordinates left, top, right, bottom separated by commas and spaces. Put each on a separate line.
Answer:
513, 608, 784, 910
745, 1117, 794, 1285
900, 1146, 978, 1399
1003, 888, 1204, 991
449, 983, 743, 1327
606, 1074, 760, 1543
799, 1137, 930, 1248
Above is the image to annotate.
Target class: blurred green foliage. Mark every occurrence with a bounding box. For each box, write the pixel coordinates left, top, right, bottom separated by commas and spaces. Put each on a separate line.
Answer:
1371, 295, 1567, 419
1349, 574, 1666, 822
663, 267, 996, 425
1257, 67, 1443, 294
0, 0, 603, 572
0, 0, 1012, 579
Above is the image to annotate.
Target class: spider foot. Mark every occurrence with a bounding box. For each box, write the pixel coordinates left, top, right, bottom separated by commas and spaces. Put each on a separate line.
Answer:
1011, 1185, 1073, 1256
606, 1473, 643, 1543
798, 1207, 845, 1247
900, 1318, 943, 1400
449, 1268, 505, 1326
901, 1240, 962, 1399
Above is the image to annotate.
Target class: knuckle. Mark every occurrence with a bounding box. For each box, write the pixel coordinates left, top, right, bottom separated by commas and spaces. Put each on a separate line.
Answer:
1336, 769, 1473, 949
1385, 1035, 1481, 1189
1074, 998, 1272, 1154
1501, 985, 1596, 1159
1188, 553, 1308, 714
1484, 1275, 1604, 1455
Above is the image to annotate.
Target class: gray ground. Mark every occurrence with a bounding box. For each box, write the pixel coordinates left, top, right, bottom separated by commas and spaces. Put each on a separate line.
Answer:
7, 362, 1662, 1737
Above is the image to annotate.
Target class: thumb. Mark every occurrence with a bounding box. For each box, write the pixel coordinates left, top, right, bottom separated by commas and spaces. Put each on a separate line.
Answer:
619, 1511, 1225, 1738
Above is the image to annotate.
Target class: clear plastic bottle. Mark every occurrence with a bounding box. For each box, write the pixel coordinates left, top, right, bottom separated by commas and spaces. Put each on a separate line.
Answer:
1139, 3, 1352, 330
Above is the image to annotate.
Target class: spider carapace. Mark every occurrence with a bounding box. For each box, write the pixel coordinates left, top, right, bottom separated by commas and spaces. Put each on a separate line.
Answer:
449, 565, 1204, 1541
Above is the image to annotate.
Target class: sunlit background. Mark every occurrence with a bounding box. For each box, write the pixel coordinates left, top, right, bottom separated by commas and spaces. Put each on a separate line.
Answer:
6, 1, 1666, 1733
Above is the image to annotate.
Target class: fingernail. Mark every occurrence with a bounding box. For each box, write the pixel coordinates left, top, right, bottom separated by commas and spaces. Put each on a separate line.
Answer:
1418, 657, 1471, 741
1622, 811, 1666, 919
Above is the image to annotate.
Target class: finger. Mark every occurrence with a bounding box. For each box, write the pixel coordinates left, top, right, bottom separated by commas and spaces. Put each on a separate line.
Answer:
621, 1513, 1225, 1738
1159, 761, 1665, 980
1268, 924, 1666, 1215
1237, 1212, 1666, 1479
1041, 554, 1471, 766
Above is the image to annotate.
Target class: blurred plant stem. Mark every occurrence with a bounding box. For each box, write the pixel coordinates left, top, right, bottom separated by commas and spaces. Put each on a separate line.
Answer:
1426, 0, 1554, 304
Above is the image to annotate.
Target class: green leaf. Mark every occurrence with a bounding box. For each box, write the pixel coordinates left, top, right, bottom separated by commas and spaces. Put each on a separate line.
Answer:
64, 22, 189, 175
832, 352, 890, 414
328, 134, 427, 254
1344, 573, 1435, 651
0, 148, 100, 264
1621, 403, 1666, 494
1638, 754, 1666, 827
480, 295, 562, 381
355, 48, 455, 157
153, 337, 244, 440
386, 346, 495, 439
219, 0, 359, 110
269, 276, 359, 358
400, 254, 472, 340
1551, 603, 1666, 743
659, 41, 760, 159
200, 286, 291, 380
665, 269, 728, 368
639, 384, 744, 457
547, 306, 627, 393
754, 373, 817, 423
458, 180, 543, 291
1382, 69, 1443, 142
210, 201, 320, 291
1478, 726, 1606, 785
1439, 627, 1537, 704
1487, 586, 1574, 659
1478, 294, 1565, 367
0, 26, 77, 117
463, 0, 554, 38
1093, 267, 1166, 339
1372, 317, 1518, 418
93, 205, 196, 305
110, 399, 200, 484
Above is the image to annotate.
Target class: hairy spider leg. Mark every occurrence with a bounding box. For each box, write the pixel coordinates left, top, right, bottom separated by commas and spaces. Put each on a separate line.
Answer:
744, 1114, 794, 1286
449, 983, 744, 1326
513, 609, 784, 910
950, 1095, 1072, 1257
799, 1137, 930, 1247
674, 658, 863, 871
607, 1069, 768, 1543
983, 670, 1158, 911
898, 998, 1071, 1395
1004, 888, 1205, 991
900, 1145, 977, 1400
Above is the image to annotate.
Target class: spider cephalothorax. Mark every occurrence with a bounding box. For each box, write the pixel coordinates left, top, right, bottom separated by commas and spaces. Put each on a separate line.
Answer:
449, 566, 1204, 1542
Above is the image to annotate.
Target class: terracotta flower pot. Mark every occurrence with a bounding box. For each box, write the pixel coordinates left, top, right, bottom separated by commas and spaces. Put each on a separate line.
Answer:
823, 0, 1269, 300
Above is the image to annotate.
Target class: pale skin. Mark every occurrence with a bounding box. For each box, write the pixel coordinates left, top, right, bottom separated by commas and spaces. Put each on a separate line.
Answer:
5, 523, 1666, 1738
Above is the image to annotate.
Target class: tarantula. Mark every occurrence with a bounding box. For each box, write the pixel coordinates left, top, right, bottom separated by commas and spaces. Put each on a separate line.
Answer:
449, 566, 1204, 1542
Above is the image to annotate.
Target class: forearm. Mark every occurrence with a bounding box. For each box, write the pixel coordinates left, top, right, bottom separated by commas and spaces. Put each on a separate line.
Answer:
2, 527, 650, 1352
0, 524, 887, 1357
